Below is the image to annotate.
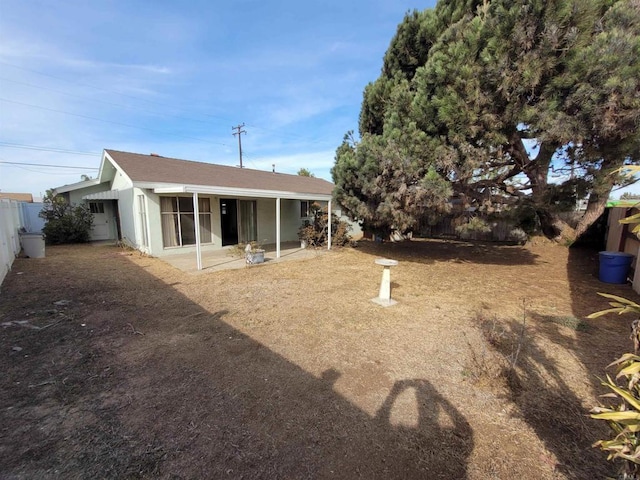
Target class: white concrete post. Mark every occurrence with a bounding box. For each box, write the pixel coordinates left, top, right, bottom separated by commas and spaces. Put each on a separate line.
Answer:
372, 258, 398, 307
328, 199, 332, 250
193, 192, 202, 271
379, 266, 391, 300
276, 197, 281, 258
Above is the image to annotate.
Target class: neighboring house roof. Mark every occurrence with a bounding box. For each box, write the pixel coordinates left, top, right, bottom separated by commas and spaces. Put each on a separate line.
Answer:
607, 200, 640, 208
0, 192, 34, 202
105, 149, 334, 196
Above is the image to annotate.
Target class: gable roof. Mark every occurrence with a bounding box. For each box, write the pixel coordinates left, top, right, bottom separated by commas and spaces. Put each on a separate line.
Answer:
105, 150, 334, 196
0, 192, 34, 203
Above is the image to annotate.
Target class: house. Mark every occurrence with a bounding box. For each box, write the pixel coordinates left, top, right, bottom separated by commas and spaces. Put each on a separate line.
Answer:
0, 192, 34, 203
54, 149, 336, 269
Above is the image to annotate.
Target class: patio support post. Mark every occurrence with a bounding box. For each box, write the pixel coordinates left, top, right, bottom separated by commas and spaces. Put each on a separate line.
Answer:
276, 197, 281, 258
328, 199, 332, 250
193, 192, 202, 271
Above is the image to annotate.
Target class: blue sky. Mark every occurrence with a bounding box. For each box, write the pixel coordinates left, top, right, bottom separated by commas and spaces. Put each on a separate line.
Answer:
0, 0, 436, 197
0, 0, 637, 200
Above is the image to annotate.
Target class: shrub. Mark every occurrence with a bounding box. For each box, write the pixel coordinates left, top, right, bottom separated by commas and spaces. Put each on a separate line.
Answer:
589, 294, 640, 479
298, 202, 351, 247
455, 216, 491, 240
39, 190, 93, 245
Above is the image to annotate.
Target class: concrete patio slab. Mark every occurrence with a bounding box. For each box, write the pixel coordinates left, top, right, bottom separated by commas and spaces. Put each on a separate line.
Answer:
160, 241, 328, 274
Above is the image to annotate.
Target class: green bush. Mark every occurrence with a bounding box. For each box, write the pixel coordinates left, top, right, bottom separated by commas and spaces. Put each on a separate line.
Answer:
39, 190, 93, 245
589, 294, 640, 479
298, 202, 351, 248
454, 216, 491, 240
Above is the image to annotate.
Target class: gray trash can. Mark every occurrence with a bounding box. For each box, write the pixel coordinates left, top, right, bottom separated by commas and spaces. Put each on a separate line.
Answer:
20, 233, 45, 258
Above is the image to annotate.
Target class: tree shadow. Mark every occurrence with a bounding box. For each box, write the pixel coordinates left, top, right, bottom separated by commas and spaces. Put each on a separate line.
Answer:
0, 245, 473, 479
566, 244, 640, 477
476, 244, 640, 479
479, 315, 611, 478
356, 238, 539, 266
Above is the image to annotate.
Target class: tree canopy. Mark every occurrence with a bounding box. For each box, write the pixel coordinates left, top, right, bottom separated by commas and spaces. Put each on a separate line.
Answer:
332, 0, 640, 241
297, 168, 315, 177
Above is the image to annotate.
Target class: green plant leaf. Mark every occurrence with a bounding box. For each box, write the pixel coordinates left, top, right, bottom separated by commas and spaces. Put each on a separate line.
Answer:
587, 308, 628, 319
609, 354, 640, 367
617, 452, 640, 464
603, 380, 640, 411
590, 411, 640, 421
618, 363, 640, 378
619, 213, 640, 225
598, 293, 640, 306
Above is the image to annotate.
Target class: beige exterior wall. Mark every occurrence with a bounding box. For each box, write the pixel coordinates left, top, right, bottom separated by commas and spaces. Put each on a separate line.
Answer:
58, 181, 334, 257
146, 197, 325, 257
144, 193, 223, 257
66, 183, 110, 205
255, 198, 309, 245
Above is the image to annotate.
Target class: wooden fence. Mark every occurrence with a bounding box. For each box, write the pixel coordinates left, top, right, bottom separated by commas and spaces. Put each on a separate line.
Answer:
416, 215, 525, 243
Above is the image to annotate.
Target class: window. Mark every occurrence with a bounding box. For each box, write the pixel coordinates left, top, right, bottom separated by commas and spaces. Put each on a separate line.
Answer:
301, 200, 313, 218
239, 200, 257, 243
161, 196, 213, 248
138, 195, 149, 247
89, 202, 105, 214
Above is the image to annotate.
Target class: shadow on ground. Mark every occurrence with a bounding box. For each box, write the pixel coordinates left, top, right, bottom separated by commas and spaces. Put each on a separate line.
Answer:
0, 245, 473, 479
476, 245, 639, 479
356, 237, 539, 266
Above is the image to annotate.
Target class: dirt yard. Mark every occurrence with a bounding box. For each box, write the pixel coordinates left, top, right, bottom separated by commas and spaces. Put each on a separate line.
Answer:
0, 238, 636, 479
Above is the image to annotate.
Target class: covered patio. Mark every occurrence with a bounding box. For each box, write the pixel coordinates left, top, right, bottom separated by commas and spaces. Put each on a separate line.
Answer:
153, 189, 333, 271
160, 241, 329, 274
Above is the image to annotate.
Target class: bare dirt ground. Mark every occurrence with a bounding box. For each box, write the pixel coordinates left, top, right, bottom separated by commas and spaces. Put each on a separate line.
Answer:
0, 238, 636, 479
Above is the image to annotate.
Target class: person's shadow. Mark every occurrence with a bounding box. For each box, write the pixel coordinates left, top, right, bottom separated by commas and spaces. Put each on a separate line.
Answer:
374, 378, 474, 479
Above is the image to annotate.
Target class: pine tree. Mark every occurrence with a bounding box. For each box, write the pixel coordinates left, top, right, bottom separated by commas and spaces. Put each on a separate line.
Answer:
333, 0, 640, 242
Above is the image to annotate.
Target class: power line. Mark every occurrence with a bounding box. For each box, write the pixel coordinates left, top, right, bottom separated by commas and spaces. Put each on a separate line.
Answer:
0, 98, 230, 147
0, 160, 98, 170
245, 123, 328, 146
0, 142, 100, 156
0, 76, 223, 128
0, 62, 334, 147
0, 61, 237, 125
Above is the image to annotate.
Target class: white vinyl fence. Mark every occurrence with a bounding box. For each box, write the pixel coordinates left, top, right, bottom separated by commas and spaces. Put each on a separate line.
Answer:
0, 199, 26, 286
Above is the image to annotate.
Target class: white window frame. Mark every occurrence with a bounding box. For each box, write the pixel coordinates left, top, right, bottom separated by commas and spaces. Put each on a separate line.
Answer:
301, 200, 313, 218
161, 196, 213, 248
137, 194, 149, 248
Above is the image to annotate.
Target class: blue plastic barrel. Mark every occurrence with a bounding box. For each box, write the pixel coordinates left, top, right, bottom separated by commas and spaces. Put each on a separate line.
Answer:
599, 251, 634, 284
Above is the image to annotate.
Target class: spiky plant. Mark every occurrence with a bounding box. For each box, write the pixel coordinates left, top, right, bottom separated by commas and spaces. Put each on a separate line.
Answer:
589, 294, 640, 479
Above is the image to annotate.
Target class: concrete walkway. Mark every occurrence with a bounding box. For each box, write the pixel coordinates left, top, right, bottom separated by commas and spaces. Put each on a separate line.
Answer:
160, 241, 329, 274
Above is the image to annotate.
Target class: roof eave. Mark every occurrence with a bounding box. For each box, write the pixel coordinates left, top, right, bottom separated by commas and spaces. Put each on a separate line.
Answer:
54, 178, 102, 194
134, 182, 332, 201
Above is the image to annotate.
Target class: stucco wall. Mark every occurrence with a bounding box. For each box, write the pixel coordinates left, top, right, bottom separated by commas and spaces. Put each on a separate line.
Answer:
116, 188, 136, 245
143, 193, 223, 257
67, 183, 111, 205
130, 195, 335, 257
256, 199, 316, 245
111, 170, 133, 191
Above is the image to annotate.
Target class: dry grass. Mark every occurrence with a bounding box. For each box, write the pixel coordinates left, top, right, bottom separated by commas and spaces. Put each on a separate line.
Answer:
0, 238, 636, 479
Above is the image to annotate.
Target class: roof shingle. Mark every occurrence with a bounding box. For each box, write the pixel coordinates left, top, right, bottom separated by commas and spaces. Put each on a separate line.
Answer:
106, 150, 334, 196
0, 192, 34, 202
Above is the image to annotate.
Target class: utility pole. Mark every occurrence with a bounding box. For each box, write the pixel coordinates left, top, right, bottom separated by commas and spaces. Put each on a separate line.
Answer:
232, 123, 246, 168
